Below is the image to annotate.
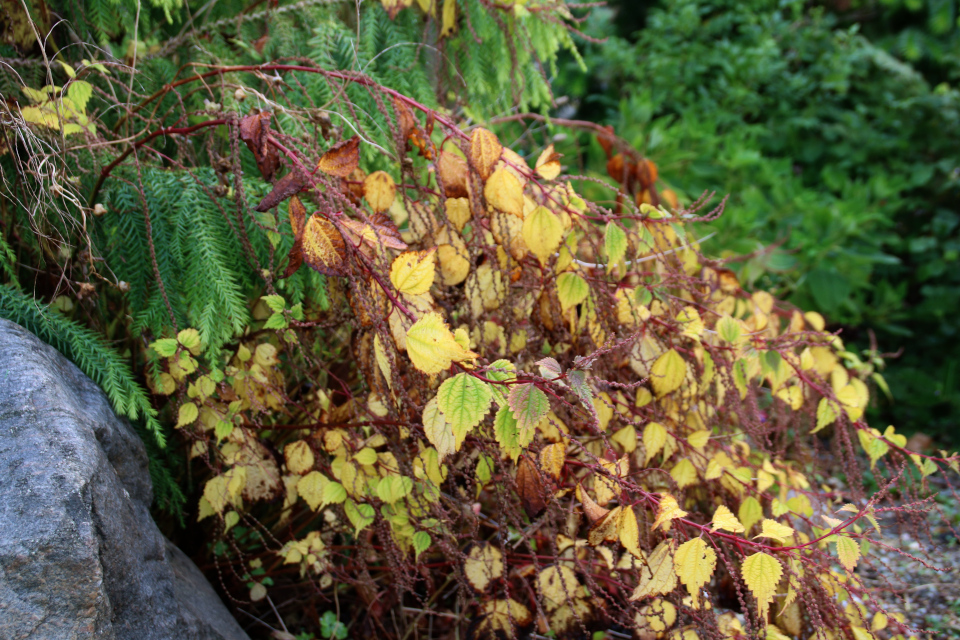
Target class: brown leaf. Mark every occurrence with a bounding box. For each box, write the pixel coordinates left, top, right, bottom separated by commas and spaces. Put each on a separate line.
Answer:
393, 96, 417, 142
239, 111, 280, 181
280, 196, 307, 278
317, 136, 360, 178
587, 505, 622, 546
437, 151, 469, 198
302, 213, 348, 276
408, 127, 436, 160
516, 456, 546, 518
338, 216, 408, 254
579, 484, 610, 524
470, 128, 502, 181
596, 125, 616, 159
255, 170, 306, 212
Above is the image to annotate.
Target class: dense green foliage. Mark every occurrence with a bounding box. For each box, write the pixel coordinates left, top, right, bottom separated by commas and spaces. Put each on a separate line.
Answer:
554, 0, 960, 440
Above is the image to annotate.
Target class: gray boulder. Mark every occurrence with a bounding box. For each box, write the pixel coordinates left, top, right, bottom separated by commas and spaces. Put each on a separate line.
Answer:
0, 319, 250, 640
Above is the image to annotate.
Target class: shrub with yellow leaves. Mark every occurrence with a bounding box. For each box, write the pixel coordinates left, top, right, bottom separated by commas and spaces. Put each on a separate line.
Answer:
120, 60, 959, 640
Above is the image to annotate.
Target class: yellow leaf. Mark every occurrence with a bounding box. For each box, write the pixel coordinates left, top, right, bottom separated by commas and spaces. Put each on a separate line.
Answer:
644, 422, 667, 465
710, 505, 744, 533
650, 349, 687, 398
670, 458, 698, 489
538, 564, 580, 606
674, 538, 717, 608
464, 543, 504, 592
618, 506, 641, 556
739, 496, 764, 534
588, 505, 622, 546
434, 225, 471, 285
611, 424, 637, 453
473, 599, 532, 638
423, 396, 456, 459
445, 197, 471, 232
363, 171, 396, 213
284, 440, 315, 474
741, 552, 783, 619
470, 128, 502, 180
390, 248, 436, 295
535, 144, 562, 180
677, 306, 704, 340
754, 519, 794, 544
522, 206, 564, 264
776, 385, 804, 410
374, 334, 393, 390
652, 493, 688, 532
176, 402, 199, 428
836, 535, 860, 572
628, 541, 677, 601
203, 467, 247, 514
440, 0, 457, 38
485, 167, 524, 217
636, 598, 677, 633
540, 442, 565, 480
405, 312, 476, 374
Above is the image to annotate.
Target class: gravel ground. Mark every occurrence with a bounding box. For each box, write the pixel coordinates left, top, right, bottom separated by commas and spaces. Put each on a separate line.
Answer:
859, 483, 960, 638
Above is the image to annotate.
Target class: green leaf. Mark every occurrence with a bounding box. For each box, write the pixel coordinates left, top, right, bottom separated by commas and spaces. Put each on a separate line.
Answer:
412, 531, 431, 560
716, 316, 742, 344
263, 294, 286, 312
264, 312, 288, 329
176, 402, 199, 428
376, 475, 413, 503
604, 221, 628, 270
507, 383, 549, 437
151, 338, 179, 357
739, 496, 763, 534
493, 405, 520, 459
344, 499, 375, 535
67, 80, 92, 111
812, 398, 838, 434
556, 272, 589, 312
437, 373, 492, 444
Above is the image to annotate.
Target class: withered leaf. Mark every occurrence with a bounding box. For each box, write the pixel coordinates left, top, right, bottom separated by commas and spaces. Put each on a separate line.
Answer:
317, 136, 360, 178
393, 96, 417, 142
516, 456, 546, 518
338, 216, 408, 254
596, 125, 616, 159
437, 151, 469, 198
255, 170, 306, 212
470, 128, 502, 181
239, 111, 280, 181
302, 213, 348, 276
280, 195, 307, 278
636, 159, 659, 188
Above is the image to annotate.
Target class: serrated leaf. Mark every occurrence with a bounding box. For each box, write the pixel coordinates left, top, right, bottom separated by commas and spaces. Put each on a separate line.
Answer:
151, 338, 179, 357
344, 499, 375, 534
604, 222, 628, 271
437, 373, 493, 444
716, 315, 743, 344
812, 398, 838, 434
556, 272, 589, 312
297, 471, 327, 510
390, 249, 436, 295
303, 214, 348, 276
507, 383, 550, 436
741, 552, 783, 619
464, 543, 503, 592
412, 531, 431, 560
618, 506, 641, 556
755, 519, 795, 544
739, 496, 763, 534
284, 440, 315, 474
523, 206, 564, 264
535, 144, 562, 180
469, 128, 502, 180
363, 171, 396, 213
836, 535, 860, 571
376, 475, 413, 503
711, 505, 745, 533
674, 538, 716, 608
628, 541, 677, 601
644, 422, 667, 465
652, 493, 688, 531
423, 397, 456, 459
494, 405, 521, 459
316, 136, 360, 177
484, 167, 524, 217
406, 312, 477, 374
650, 349, 687, 398
540, 442, 565, 480
176, 403, 199, 428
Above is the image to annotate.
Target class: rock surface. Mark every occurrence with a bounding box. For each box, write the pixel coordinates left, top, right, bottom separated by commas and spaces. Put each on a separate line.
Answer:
0, 319, 250, 640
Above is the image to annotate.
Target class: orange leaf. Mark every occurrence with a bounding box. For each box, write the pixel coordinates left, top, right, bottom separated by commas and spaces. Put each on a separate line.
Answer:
302, 214, 348, 276
281, 195, 307, 278
317, 136, 360, 178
